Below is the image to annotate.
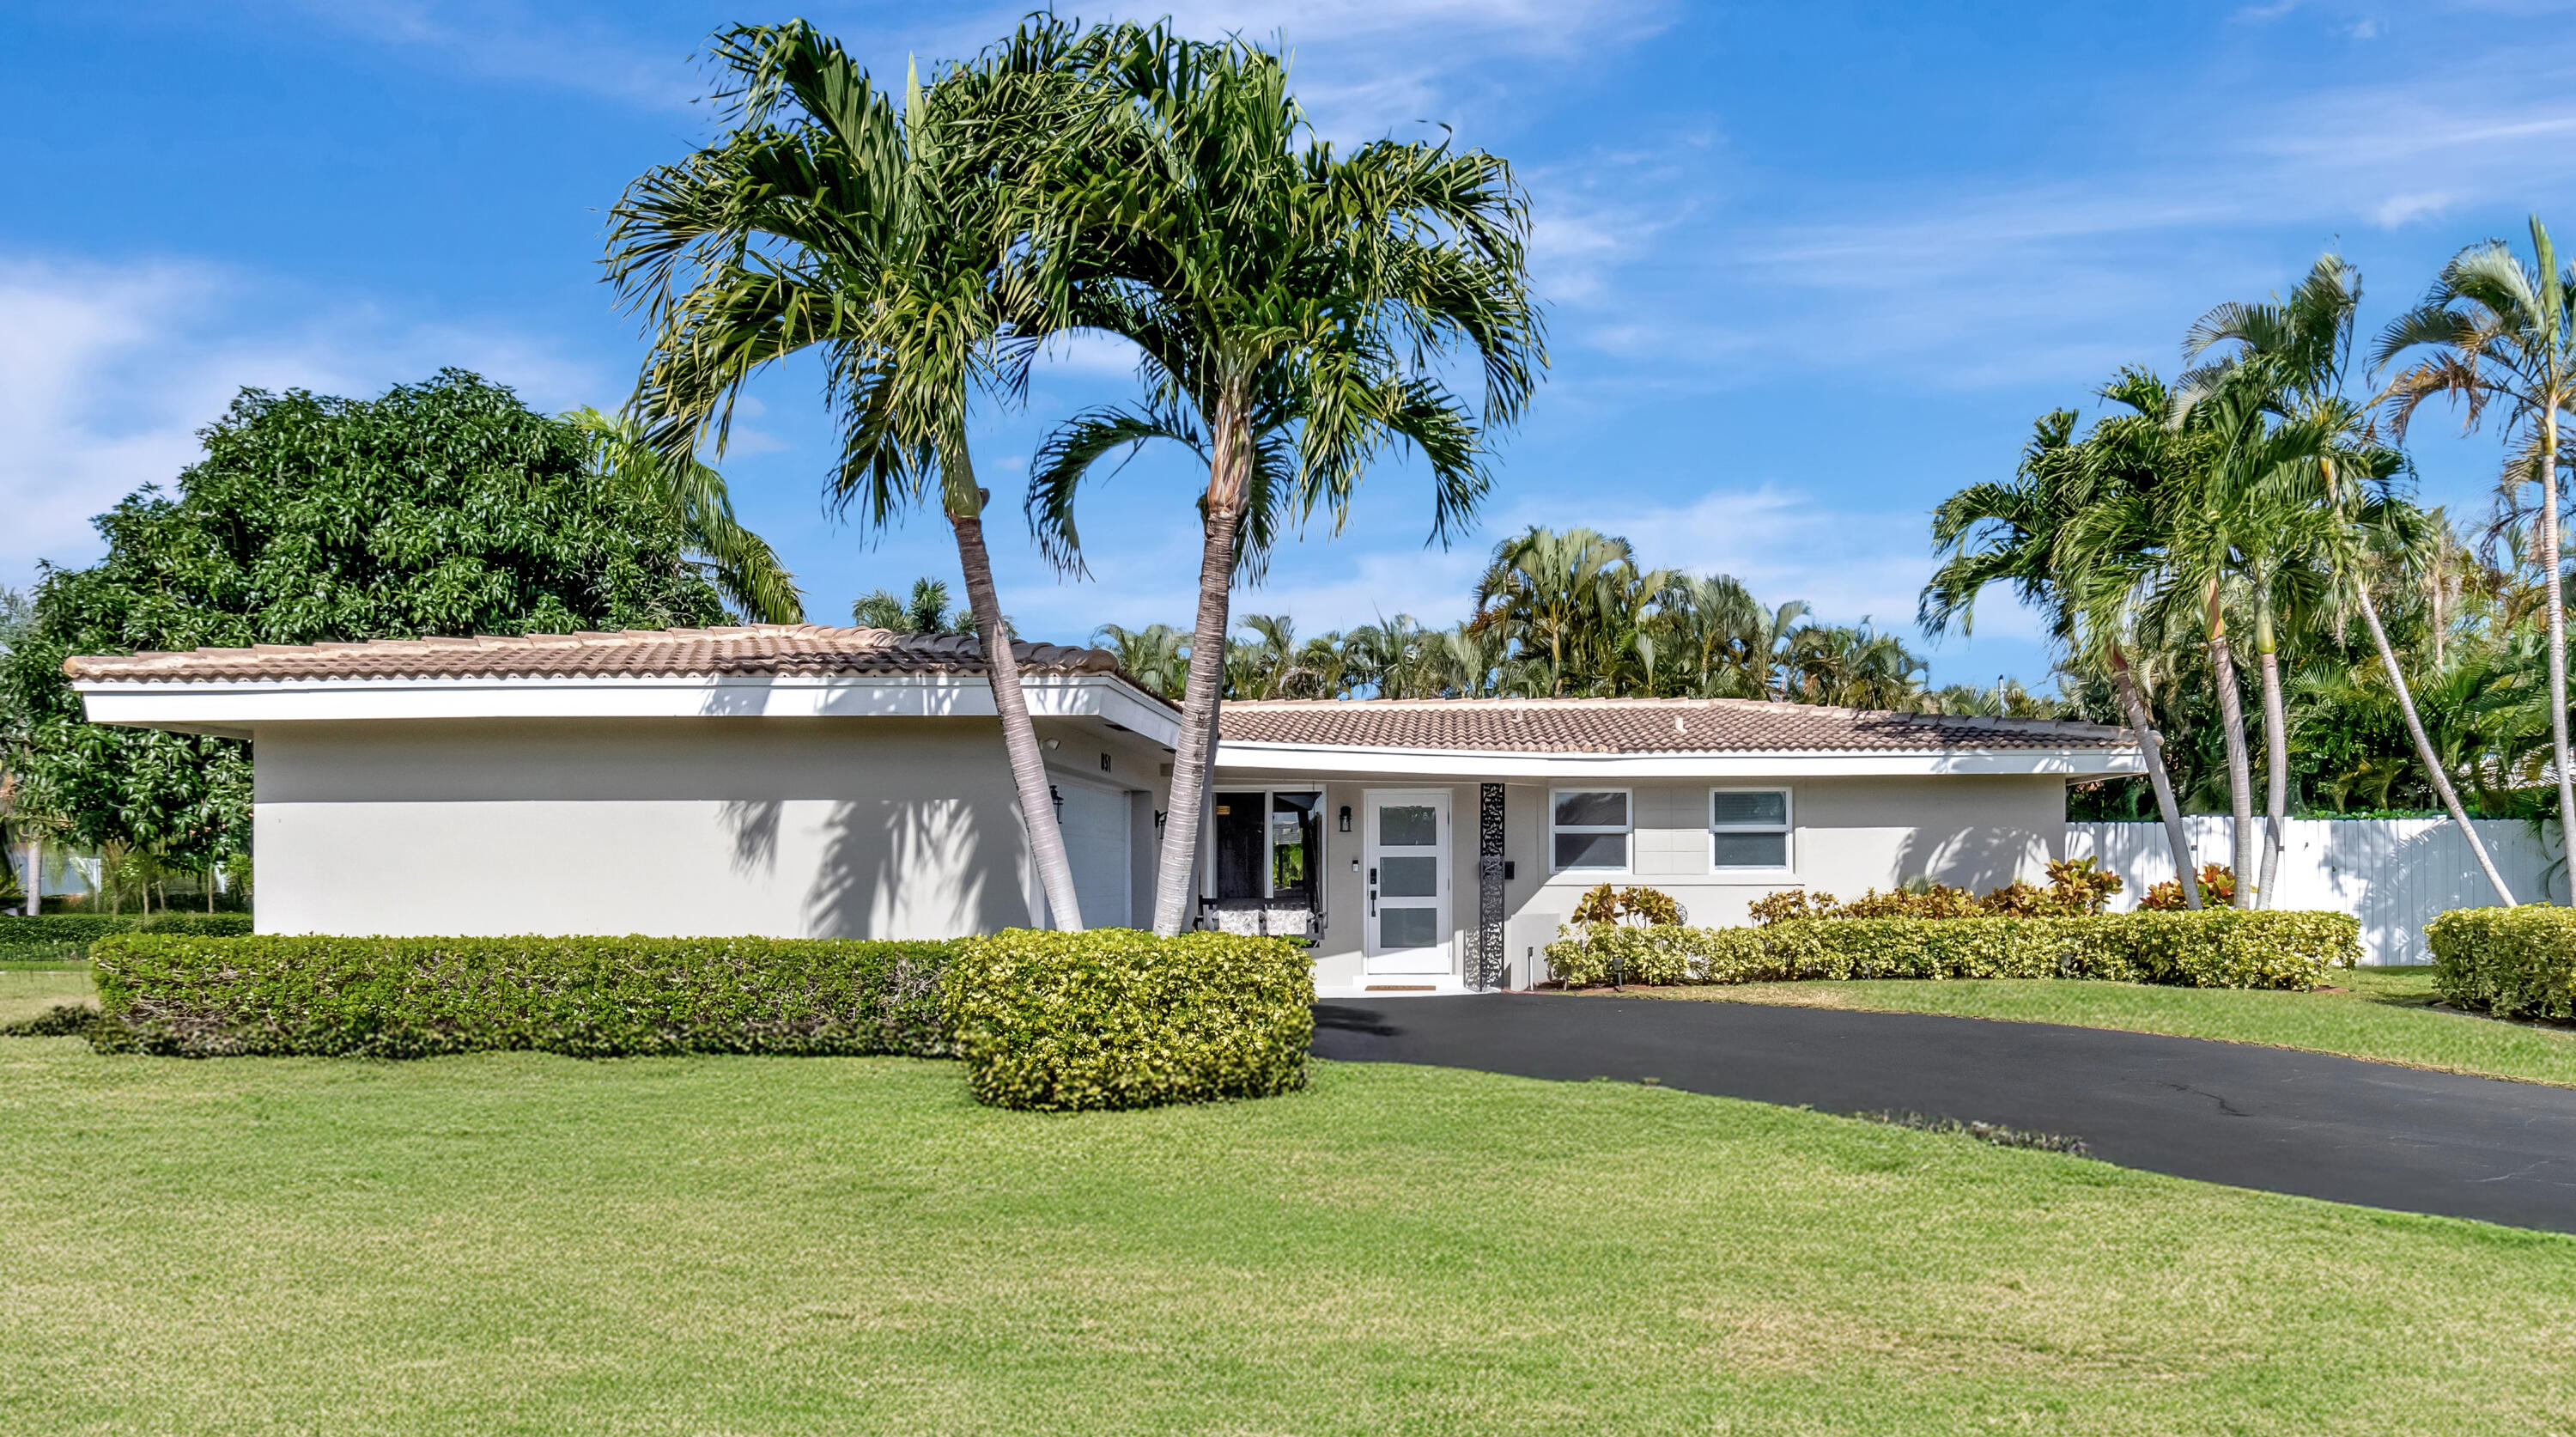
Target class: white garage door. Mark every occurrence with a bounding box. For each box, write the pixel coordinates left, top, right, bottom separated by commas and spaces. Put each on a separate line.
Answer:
1055, 782, 1132, 929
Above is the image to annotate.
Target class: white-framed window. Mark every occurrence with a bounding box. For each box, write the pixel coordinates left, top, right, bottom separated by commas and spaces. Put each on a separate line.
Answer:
1710, 788, 1792, 870
1549, 789, 1631, 872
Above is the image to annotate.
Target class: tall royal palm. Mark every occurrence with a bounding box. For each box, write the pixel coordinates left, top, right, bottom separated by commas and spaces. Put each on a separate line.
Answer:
606, 22, 1092, 928
2187, 255, 2514, 905
2378, 217, 2576, 878
1020, 22, 1543, 935
1923, 399, 2204, 907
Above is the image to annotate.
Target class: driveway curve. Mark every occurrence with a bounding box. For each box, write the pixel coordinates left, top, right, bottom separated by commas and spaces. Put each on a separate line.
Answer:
1312, 994, 2576, 1233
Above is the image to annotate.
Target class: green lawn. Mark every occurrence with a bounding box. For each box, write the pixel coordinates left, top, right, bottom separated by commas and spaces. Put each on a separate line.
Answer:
1613, 966, 2576, 1087
0, 965, 94, 1027
3, 1040, 2573, 1434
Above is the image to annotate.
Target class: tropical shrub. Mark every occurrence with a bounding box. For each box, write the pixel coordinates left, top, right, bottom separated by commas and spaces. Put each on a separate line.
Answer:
2425, 907, 2576, 1020
1569, 884, 1683, 927
2143, 864, 2238, 910
1746, 858, 2126, 925
88, 933, 953, 1057
942, 929, 1312, 1111
0, 913, 250, 964
1546, 910, 2356, 990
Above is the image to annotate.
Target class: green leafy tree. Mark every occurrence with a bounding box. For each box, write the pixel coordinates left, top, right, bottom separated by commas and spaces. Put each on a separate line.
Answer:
568, 408, 803, 624
0, 371, 727, 871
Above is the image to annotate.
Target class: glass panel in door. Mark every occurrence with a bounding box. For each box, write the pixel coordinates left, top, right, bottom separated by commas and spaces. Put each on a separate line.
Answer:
1366, 792, 1449, 975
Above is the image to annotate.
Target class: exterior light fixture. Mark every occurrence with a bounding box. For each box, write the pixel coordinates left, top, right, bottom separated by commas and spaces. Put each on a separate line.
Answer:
1050, 784, 1064, 819
1338, 804, 1352, 833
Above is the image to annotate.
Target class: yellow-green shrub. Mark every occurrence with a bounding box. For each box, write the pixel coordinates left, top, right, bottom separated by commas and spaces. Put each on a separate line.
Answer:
2425, 907, 2576, 1020
1546, 910, 2357, 990
89, 933, 954, 1057
941, 929, 1313, 1111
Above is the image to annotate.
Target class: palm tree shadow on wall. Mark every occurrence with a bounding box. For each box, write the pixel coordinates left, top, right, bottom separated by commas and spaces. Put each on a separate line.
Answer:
1892, 824, 2049, 897
802, 795, 1006, 940
721, 800, 782, 880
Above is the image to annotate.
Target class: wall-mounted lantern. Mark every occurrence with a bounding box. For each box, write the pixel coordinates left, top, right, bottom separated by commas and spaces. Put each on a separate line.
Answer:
1050, 784, 1064, 820
1337, 804, 1352, 833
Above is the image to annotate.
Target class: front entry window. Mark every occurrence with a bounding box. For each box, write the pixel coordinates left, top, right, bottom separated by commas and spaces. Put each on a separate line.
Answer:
1270, 792, 1321, 904
1212, 795, 1267, 900
1212, 789, 1324, 902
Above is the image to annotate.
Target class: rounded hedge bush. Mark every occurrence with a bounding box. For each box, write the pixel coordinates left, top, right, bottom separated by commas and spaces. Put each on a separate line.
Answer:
942, 929, 1314, 1111
2426, 906, 2576, 1020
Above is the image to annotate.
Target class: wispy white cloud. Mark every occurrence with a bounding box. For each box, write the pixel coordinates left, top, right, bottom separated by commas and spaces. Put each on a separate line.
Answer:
0, 254, 605, 588
1534, 31, 2576, 395
272, 0, 702, 107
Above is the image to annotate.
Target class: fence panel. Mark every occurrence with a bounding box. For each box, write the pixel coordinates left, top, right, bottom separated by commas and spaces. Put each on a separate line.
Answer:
2065, 819, 2558, 965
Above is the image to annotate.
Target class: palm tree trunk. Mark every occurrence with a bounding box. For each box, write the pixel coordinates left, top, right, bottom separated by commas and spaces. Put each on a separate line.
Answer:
2540, 417, 2576, 898
2106, 647, 2201, 910
1150, 403, 1252, 936
2355, 583, 2516, 905
2253, 592, 2289, 910
949, 501, 1084, 932
2207, 593, 2257, 910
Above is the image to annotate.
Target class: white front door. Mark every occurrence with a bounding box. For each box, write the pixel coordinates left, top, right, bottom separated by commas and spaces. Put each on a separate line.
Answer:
1055, 781, 1132, 929
1364, 789, 1450, 976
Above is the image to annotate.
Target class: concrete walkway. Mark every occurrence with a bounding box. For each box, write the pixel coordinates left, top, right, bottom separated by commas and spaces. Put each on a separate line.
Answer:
1312, 994, 2576, 1233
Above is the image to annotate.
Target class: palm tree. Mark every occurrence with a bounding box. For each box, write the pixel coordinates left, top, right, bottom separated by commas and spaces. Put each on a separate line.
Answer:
2378, 216, 2576, 880
606, 21, 1094, 929
853, 577, 976, 635
2186, 254, 2515, 905
1091, 623, 1188, 701
1471, 528, 1641, 693
567, 409, 804, 624
1923, 397, 2205, 906
1016, 21, 1542, 935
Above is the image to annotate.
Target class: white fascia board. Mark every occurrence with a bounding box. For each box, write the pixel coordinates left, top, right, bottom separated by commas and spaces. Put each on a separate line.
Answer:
75, 673, 1185, 745
1209, 740, 2146, 779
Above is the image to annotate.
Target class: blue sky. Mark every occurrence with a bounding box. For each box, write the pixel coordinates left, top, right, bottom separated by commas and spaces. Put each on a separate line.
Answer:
7, 1, 2574, 686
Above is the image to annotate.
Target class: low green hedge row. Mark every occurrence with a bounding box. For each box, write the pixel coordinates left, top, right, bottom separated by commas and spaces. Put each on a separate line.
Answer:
1544, 910, 2359, 990
0, 913, 250, 963
86, 929, 1319, 1112
945, 929, 1312, 1111
90, 933, 954, 1059
2425, 907, 2576, 1020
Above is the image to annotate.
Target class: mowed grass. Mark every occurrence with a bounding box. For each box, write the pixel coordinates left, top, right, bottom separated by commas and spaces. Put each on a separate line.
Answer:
0, 965, 94, 1027
1619, 966, 2576, 1087
3, 1042, 2575, 1434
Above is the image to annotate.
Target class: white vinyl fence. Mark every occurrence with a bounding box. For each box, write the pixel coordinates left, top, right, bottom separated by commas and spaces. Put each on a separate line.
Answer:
2067, 818, 2561, 965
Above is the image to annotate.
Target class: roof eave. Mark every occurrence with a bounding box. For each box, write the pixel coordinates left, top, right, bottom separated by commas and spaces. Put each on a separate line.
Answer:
1209, 740, 2148, 779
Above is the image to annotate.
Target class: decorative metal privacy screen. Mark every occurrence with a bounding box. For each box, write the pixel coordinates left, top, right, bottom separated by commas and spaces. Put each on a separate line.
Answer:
1475, 783, 1507, 990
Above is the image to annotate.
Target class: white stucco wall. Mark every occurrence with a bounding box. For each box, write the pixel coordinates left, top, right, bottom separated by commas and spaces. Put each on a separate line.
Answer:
252, 716, 1170, 940
1224, 772, 2066, 990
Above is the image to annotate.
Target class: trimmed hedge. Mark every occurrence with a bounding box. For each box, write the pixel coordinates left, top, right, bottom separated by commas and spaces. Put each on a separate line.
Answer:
1545, 910, 2359, 991
89, 933, 954, 1057
2426, 907, 2576, 1020
0, 914, 250, 963
943, 929, 1313, 1111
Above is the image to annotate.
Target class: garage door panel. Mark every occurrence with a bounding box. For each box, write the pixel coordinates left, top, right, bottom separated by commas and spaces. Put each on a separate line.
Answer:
1056, 783, 1131, 929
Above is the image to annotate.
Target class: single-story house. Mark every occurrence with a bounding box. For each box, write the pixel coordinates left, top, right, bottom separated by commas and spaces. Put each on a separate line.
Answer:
70, 624, 2144, 994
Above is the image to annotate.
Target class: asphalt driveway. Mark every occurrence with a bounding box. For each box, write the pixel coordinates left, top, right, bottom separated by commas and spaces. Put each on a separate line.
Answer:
1312, 994, 2576, 1233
